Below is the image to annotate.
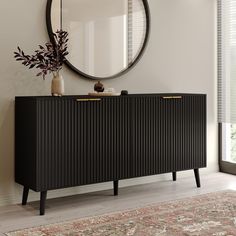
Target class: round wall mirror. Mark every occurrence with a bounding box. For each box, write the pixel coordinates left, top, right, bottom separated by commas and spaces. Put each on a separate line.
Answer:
46, 0, 150, 80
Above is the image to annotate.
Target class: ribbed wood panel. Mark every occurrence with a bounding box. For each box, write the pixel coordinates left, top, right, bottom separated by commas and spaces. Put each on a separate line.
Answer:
36, 97, 131, 191
131, 95, 206, 177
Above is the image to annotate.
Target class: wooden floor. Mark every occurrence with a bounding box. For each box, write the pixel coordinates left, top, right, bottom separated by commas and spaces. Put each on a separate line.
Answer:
0, 172, 236, 235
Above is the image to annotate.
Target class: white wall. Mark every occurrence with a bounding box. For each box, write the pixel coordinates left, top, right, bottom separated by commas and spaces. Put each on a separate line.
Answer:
0, 0, 217, 206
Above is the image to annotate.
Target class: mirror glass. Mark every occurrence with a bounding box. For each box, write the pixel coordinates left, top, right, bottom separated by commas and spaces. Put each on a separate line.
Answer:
49, 0, 149, 79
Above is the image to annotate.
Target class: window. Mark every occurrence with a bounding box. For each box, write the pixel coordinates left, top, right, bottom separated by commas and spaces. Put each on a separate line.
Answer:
218, 0, 236, 173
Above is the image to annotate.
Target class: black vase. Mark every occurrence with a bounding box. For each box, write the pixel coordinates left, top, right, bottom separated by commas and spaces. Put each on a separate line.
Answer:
94, 81, 104, 93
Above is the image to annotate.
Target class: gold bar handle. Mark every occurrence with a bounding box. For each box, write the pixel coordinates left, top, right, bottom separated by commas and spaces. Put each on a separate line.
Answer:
162, 96, 182, 99
76, 98, 102, 102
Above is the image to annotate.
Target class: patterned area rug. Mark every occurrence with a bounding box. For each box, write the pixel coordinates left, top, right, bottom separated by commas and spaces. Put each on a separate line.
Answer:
6, 191, 236, 236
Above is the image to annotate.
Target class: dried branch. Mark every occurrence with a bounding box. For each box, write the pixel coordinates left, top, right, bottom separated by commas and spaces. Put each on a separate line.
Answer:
14, 30, 69, 79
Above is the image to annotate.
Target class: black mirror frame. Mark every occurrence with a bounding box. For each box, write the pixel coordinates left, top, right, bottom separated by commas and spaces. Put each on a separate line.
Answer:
46, 0, 151, 80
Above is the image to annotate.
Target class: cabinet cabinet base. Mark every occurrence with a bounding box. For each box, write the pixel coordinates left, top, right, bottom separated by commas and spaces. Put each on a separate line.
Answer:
113, 180, 119, 196
22, 187, 29, 205
40, 191, 47, 216
21, 170, 201, 215
194, 169, 201, 188
172, 172, 177, 181
171, 169, 201, 188
21, 188, 48, 215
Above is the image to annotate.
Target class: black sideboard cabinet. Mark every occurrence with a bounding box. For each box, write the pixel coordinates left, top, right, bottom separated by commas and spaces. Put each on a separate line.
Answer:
15, 94, 206, 215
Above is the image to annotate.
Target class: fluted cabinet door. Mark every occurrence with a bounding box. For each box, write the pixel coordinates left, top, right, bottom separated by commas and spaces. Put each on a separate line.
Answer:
36, 97, 131, 191
80, 97, 132, 183
172, 95, 206, 171
130, 95, 206, 178
131, 96, 163, 177
36, 98, 79, 191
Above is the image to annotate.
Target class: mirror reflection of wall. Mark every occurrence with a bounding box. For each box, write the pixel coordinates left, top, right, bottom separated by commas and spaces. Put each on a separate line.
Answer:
51, 0, 61, 31
50, 0, 148, 79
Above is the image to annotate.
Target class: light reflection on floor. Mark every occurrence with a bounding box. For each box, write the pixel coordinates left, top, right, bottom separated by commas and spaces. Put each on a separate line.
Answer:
227, 182, 236, 190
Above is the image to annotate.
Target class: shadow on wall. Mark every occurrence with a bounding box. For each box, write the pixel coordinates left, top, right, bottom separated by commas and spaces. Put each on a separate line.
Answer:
0, 99, 17, 202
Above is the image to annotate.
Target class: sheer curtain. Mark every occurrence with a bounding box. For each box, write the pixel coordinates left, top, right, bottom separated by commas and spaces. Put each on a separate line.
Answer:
218, 0, 236, 173
218, 0, 236, 124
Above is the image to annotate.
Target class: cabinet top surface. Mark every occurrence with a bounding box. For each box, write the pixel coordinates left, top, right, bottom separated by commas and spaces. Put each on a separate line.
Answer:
15, 93, 206, 100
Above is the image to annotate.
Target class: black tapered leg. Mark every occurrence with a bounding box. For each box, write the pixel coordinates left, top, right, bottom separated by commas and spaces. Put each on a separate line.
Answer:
172, 172, 177, 181
113, 180, 119, 196
40, 191, 47, 216
22, 187, 29, 205
194, 169, 201, 188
